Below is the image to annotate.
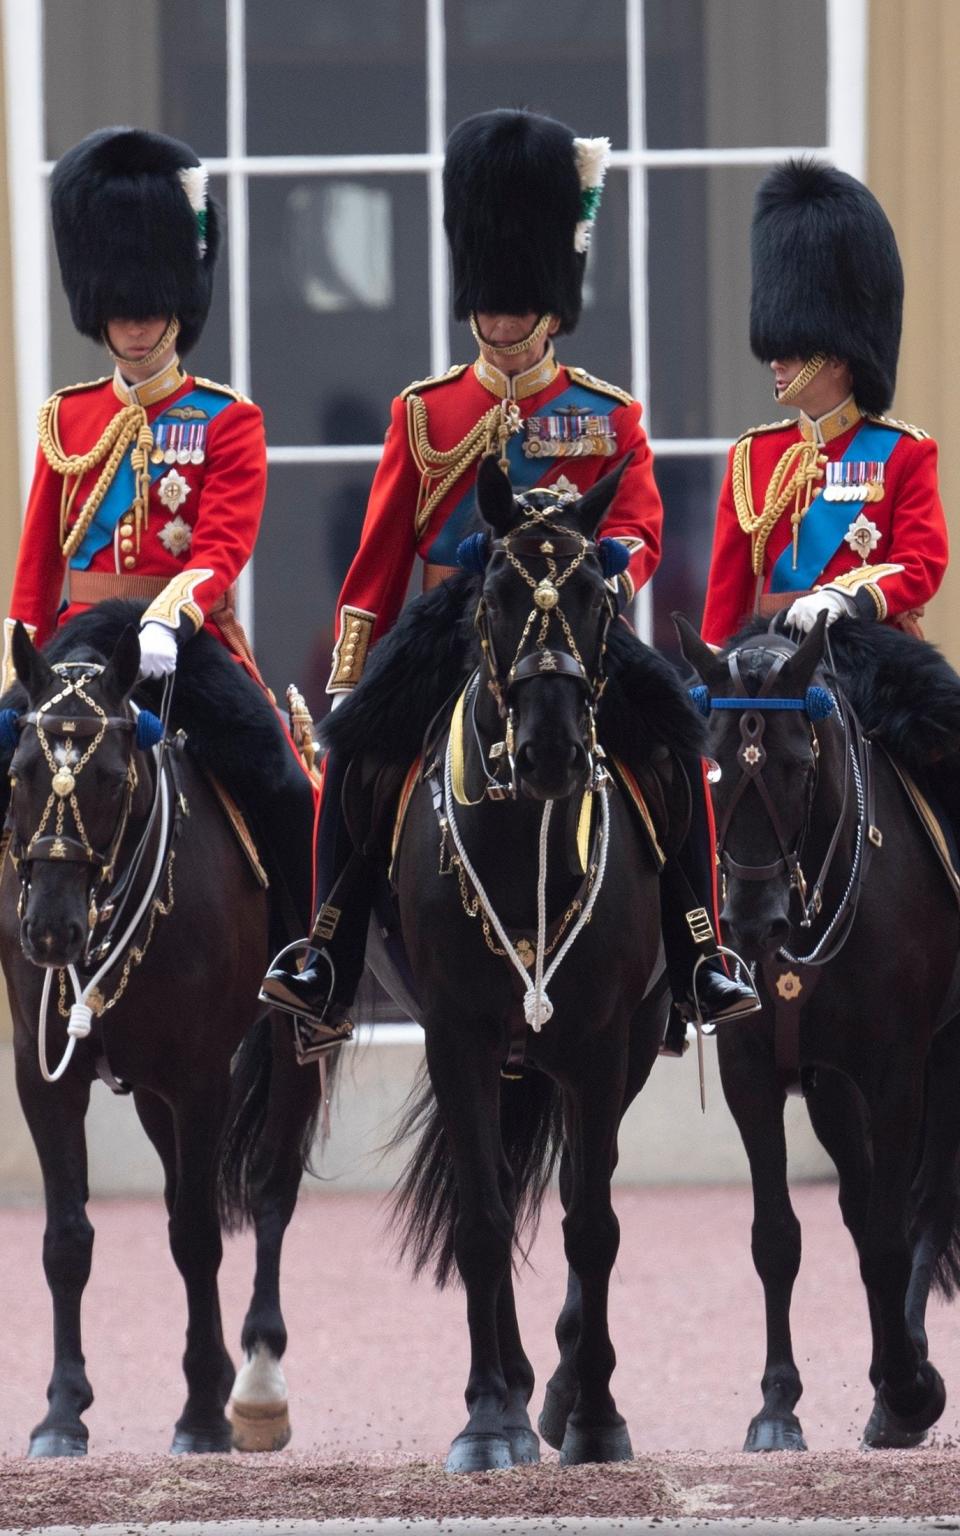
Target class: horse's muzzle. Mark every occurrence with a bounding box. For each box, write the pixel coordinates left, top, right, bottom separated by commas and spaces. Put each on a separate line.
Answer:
721, 885, 792, 963
516, 737, 589, 801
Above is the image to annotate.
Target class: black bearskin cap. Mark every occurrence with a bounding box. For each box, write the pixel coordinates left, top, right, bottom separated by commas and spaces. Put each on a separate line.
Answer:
750, 159, 903, 414
51, 127, 220, 356
444, 109, 598, 334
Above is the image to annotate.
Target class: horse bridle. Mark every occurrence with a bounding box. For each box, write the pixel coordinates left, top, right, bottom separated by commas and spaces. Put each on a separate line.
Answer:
9, 662, 173, 965
709, 643, 864, 936
473, 502, 616, 799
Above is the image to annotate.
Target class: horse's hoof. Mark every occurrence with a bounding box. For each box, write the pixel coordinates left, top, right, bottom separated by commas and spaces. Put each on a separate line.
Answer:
505, 1425, 540, 1464
229, 1397, 292, 1453
444, 1432, 513, 1473
743, 1411, 807, 1452
559, 1417, 633, 1465
538, 1384, 573, 1450
861, 1362, 946, 1449
170, 1423, 234, 1455
28, 1430, 87, 1458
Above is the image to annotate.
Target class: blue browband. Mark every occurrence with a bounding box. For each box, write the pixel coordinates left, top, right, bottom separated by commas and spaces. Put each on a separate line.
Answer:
689, 685, 834, 721
456, 532, 630, 579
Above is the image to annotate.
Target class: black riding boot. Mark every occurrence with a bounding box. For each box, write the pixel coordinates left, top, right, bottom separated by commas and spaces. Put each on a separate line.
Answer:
260, 750, 372, 1060
659, 757, 759, 1055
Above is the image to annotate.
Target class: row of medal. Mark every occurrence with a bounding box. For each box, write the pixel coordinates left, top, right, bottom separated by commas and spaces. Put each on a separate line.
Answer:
524, 409, 617, 459
150, 422, 207, 466
821, 459, 885, 503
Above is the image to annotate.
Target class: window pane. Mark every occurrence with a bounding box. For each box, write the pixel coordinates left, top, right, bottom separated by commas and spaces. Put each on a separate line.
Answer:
249, 174, 430, 447
650, 454, 726, 657
252, 462, 376, 721
647, 166, 774, 442
48, 177, 231, 393
43, 0, 227, 160
447, 170, 632, 395
246, 1, 427, 156
644, 0, 827, 149
445, 0, 628, 147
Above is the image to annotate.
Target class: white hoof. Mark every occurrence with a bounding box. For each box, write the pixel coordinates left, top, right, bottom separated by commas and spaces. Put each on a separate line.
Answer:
229, 1344, 291, 1452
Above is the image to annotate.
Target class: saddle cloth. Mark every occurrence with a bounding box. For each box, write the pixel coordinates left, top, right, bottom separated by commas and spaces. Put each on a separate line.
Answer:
888, 757, 960, 907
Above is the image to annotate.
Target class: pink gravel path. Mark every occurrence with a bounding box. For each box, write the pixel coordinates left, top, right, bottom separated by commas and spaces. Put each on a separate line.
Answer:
0, 1180, 959, 1464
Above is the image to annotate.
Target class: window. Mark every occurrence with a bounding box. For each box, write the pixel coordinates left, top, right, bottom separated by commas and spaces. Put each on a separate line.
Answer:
6, 0, 865, 705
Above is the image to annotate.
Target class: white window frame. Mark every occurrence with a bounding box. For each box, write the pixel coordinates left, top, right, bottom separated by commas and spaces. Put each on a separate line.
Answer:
3, 0, 866, 643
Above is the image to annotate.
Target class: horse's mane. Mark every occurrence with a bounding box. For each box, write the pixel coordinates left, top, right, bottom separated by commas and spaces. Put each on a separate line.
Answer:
723, 616, 960, 773
0, 601, 294, 808
322, 574, 704, 766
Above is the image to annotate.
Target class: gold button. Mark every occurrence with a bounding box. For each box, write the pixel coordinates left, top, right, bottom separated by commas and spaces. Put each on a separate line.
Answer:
120, 538, 134, 553
123, 555, 136, 570
121, 514, 133, 528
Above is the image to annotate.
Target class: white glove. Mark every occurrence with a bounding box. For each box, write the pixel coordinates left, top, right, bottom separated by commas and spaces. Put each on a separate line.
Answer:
138, 621, 179, 678
330, 691, 348, 711
785, 587, 856, 634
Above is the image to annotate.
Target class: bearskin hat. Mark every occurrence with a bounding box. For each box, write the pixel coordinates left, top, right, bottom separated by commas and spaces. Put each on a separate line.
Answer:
51, 127, 220, 356
750, 158, 903, 415
443, 109, 609, 335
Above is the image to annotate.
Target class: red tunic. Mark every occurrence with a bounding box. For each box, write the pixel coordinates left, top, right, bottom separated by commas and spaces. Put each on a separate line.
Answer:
8, 369, 265, 651
327, 351, 663, 691
702, 408, 947, 647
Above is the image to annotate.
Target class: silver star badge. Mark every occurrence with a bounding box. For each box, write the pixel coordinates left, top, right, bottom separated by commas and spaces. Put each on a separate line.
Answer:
157, 467, 192, 514
158, 514, 193, 557
843, 512, 881, 564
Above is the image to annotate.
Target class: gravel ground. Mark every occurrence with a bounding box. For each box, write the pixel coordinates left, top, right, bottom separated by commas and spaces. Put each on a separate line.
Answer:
1, 1184, 960, 1525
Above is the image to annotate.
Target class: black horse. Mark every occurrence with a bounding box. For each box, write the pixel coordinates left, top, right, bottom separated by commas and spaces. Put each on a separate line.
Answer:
338, 456, 701, 1472
679, 611, 960, 1452
0, 616, 322, 1456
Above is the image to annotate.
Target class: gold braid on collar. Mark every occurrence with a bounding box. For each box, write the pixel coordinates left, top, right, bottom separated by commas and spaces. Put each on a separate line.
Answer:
38, 395, 154, 559
732, 435, 827, 575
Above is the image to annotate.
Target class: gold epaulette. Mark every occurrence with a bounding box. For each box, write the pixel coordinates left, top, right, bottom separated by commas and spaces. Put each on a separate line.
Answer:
400, 363, 469, 400
192, 376, 252, 405
735, 418, 794, 443
866, 413, 930, 442
46, 376, 111, 405
565, 366, 633, 407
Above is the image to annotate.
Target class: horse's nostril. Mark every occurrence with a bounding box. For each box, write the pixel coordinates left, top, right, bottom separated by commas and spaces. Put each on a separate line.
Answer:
517, 742, 537, 770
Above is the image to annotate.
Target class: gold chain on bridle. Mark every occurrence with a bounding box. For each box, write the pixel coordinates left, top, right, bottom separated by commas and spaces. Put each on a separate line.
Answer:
56, 846, 176, 1018
26, 673, 113, 864
450, 840, 598, 964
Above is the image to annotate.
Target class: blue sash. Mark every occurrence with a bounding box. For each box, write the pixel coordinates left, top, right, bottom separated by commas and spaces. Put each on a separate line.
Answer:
70, 384, 234, 570
769, 421, 900, 593
425, 383, 613, 566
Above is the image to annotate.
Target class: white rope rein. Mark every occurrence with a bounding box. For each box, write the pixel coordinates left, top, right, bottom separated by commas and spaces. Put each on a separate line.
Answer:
442, 733, 610, 1031
37, 755, 171, 1083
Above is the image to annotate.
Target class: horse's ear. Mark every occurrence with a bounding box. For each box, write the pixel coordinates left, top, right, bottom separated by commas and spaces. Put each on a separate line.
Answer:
100, 624, 142, 702
673, 613, 729, 690
572, 453, 633, 539
779, 609, 829, 692
475, 453, 516, 535
11, 621, 54, 702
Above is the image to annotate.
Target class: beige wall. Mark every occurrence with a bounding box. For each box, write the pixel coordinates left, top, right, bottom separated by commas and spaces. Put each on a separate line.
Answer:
869, 0, 960, 663
0, 17, 20, 622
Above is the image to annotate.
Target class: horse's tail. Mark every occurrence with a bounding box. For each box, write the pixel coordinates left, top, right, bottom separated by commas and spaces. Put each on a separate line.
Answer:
389, 1062, 563, 1288
217, 1016, 332, 1233
914, 1019, 960, 1300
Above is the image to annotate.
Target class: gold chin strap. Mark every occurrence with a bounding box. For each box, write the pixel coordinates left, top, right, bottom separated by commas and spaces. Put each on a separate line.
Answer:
103, 315, 181, 370
776, 352, 827, 404
470, 312, 553, 356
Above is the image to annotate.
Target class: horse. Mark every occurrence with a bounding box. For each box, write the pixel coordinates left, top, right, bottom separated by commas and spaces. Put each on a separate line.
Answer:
677, 610, 960, 1452
0, 613, 323, 1456
328, 453, 698, 1472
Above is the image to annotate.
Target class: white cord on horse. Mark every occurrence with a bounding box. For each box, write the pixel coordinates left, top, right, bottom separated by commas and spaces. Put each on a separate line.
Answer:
37, 753, 171, 1083
442, 734, 610, 1031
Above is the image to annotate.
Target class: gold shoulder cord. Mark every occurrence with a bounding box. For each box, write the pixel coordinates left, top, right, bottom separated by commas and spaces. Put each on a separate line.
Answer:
732, 434, 827, 575
407, 393, 504, 540
38, 393, 154, 559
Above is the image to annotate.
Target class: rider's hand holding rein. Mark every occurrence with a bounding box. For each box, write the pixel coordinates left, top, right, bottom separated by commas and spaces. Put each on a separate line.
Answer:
786, 586, 856, 634
138, 620, 178, 678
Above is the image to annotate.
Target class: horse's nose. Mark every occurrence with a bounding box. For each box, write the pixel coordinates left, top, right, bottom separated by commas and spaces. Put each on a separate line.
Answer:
724, 911, 790, 959
516, 739, 582, 774
23, 915, 84, 965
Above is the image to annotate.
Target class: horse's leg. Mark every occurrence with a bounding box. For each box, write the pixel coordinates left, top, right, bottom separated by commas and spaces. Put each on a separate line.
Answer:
15, 1056, 94, 1457
558, 1041, 633, 1466
493, 1151, 539, 1465
717, 1026, 806, 1452
903, 1017, 960, 1367
230, 1022, 322, 1453
165, 1088, 235, 1454
425, 1020, 514, 1474
858, 1057, 947, 1447
539, 1140, 579, 1450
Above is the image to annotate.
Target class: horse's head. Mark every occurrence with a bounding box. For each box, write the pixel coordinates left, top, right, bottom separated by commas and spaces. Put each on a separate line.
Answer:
467, 454, 631, 801
677, 612, 837, 960
7, 622, 147, 967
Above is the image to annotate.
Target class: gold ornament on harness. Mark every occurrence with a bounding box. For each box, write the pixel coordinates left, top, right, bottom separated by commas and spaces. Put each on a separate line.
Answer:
534, 578, 559, 610
51, 767, 76, 798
